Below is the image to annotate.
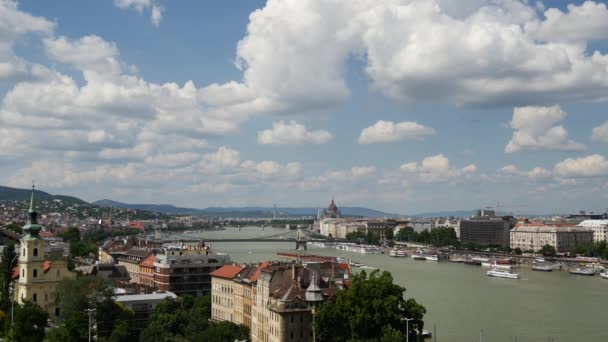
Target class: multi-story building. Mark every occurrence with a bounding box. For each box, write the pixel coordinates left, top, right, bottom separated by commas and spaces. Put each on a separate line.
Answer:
577, 220, 608, 242
211, 260, 348, 342
13, 187, 76, 317
117, 248, 151, 284
115, 291, 177, 334
319, 218, 345, 238
154, 244, 230, 297
459, 211, 515, 247
510, 224, 594, 253
138, 253, 156, 290
210, 264, 246, 322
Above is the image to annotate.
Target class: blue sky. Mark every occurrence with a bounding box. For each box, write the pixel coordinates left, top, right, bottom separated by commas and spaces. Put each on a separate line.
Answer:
1, 0, 608, 214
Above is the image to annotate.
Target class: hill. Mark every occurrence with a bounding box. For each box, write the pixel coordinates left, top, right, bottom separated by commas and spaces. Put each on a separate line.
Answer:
93, 200, 399, 218
0, 186, 87, 204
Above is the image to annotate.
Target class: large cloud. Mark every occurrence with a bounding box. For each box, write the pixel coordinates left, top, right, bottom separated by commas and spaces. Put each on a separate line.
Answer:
0, 0, 54, 83
554, 154, 608, 177
358, 120, 435, 144
386, 154, 477, 184
257, 121, 333, 145
505, 105, 585, 153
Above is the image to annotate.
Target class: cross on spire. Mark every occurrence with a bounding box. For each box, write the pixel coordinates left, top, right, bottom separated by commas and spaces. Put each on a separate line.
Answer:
29, 181, 35, 214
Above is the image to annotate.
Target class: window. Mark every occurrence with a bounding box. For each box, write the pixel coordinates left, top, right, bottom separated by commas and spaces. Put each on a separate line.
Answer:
57, 270, 61, 279
22, 249, 25, 257
55, 308, 60, 316
33, 248, 38, 257
32, 293, 37, 302
21, 269, 24, 277
33, 269, 38, 278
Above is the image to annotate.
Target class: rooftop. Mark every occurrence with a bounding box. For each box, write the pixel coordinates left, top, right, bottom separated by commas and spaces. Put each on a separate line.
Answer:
210, 264, 246, 279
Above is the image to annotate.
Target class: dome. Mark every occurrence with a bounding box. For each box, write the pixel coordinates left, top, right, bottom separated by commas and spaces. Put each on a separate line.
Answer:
327, 199, 338, 212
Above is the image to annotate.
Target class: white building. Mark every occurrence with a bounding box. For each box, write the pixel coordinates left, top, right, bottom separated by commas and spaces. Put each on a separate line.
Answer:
319, 218, 345, 238
510, 224, 594, 253
577, 220, 608, 242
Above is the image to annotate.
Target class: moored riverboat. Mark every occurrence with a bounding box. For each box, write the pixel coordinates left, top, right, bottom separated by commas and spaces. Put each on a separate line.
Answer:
486, 269, 520, 279
532, 265, 553, 272
569, 268, 596, 276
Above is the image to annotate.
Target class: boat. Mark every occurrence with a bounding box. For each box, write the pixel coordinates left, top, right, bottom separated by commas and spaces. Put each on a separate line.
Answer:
360, 265, 378, 270
411, 254, 426, 260
450, 256, 466, 263
481, 261, 493, 267
425, 255, 438, 261
348, 259, 365, 267
464, 260, 482, 266
569, 268, 596, 276
389, 248, 408, 257
600, 272, 608, 279
532, 265, 553, 272
486, 269, 520, 279
491, 263, 512, 270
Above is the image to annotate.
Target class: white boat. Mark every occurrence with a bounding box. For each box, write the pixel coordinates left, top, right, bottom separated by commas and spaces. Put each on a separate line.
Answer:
569, 268, 596, 276
425, 255, 438, 261
486, 269, 520, 279
389, 248, 408, 257
411, 254, 426, 260
481, 261, 493, 267
600, 272, 608, 279
532, 265, 553, 272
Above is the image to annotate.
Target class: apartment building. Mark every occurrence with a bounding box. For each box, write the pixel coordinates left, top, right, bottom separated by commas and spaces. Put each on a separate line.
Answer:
510, 223, 594, 253
154, 244, 230, 297
460, 212, 515, 247
117, 248, 151, 284
577, 220, 608, 242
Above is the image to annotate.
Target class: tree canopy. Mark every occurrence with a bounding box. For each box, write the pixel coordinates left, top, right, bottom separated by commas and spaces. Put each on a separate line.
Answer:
395, 227, 459, 248
0, 242, 16, 313
539, 244, 557, 257
314, 270, 426, 342
139, 294, 247, 342
46, 276, 133, 342
10, 301, 48, 342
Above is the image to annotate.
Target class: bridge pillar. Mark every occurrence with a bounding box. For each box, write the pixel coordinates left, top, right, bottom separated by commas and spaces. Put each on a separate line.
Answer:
296, 240, 307, 251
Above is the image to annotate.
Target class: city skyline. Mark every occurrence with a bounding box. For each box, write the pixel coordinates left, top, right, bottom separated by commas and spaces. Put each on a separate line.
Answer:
1, 0, 608, 214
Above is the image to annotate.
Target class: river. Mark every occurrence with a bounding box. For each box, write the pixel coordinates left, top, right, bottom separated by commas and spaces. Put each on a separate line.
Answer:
170, 226, 607, 342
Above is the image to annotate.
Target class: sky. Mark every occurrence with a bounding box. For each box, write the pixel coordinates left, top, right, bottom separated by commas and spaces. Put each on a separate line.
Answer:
1, 0, 608, 215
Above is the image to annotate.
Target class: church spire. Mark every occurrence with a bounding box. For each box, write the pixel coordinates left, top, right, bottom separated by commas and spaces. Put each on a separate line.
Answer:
29, 182, 35, 214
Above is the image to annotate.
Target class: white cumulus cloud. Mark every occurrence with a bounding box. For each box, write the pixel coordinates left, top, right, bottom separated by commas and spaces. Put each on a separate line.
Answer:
592, 121, 608, 144
114, 0, 163, 27
554, 154, 608, 177
358, 120, 435, 144
257, 121, 333, 145
505, 105, 585, 153
399, 154, 477, 183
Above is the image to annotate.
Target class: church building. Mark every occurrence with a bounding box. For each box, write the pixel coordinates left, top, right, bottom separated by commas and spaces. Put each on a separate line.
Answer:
13, 185, 76, 316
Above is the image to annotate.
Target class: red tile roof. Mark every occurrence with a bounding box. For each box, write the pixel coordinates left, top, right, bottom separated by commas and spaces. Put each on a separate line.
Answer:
250, 262, 269, 283
210, 264, 245, 279
139, 254, 155, 268
129, 222, 145, 231
39, 232, 55, 238
12, 260, 52, 280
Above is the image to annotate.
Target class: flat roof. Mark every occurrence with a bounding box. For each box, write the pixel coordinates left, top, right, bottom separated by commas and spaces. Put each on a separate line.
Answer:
115, 292, 177, 303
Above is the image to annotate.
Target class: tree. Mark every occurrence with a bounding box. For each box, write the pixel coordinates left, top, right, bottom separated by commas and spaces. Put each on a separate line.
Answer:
385, 228, 394, 241
539, 244, 557, 257
49, 276, 133, 341
0, 242, 16, 312
314, 270, 426, 342
194, 321, 249, 341
513, 248, 522, 255
10, 301, 48, 342
140, 294, 248, 342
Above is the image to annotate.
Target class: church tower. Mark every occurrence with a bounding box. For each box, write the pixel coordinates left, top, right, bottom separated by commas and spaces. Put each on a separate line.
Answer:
17, 184, 46, 304
15, 184, 76, 316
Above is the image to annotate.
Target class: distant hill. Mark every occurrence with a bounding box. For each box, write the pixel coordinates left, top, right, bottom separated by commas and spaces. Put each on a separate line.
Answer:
0, 186, 87, 204
409, 210, 515, 218
93, 200, 399, 218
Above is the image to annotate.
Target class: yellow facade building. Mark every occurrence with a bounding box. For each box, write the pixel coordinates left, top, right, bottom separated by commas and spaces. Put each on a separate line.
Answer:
14, 186, 76, 317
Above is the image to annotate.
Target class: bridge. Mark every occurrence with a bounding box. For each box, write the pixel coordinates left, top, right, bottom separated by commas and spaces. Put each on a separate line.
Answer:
163, 229, 325, 250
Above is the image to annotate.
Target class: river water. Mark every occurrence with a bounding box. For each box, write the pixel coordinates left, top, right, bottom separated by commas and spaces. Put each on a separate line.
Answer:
170, 226, 607, 342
